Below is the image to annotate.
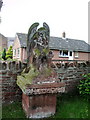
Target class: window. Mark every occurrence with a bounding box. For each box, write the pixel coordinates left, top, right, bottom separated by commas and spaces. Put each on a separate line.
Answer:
17, 48, 20, 57
14, 49, 16, 56
59, 50, 68, 57
60, 50, 63, 56
74, 52, 78, 58
70, 51, 72, 56
63, 50, 68, 56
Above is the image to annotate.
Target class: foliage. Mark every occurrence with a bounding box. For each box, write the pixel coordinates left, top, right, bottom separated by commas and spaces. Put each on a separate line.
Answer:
6, 58, 13, 61
2, 48, 6, 60
6, 46, 13, 59
78, 73, 90, 96
0, 46, 13, 60
0, 50, 2, 60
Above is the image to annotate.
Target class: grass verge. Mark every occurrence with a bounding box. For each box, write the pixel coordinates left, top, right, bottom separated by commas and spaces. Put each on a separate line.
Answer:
2, 93, 89, 119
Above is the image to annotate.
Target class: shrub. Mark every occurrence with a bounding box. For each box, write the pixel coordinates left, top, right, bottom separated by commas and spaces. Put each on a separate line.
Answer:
6, 46, 13, 59
0, 51, 2, 60
2, 48, 6, 60
78, 73, 90, 96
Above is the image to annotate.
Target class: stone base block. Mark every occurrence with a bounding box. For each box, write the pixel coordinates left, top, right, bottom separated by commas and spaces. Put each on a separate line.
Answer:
22, 93, 56, 118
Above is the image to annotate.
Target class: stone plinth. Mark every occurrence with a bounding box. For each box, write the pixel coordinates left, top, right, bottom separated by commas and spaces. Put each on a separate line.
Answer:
22, 82, 65, 118
22, 94, 56, 118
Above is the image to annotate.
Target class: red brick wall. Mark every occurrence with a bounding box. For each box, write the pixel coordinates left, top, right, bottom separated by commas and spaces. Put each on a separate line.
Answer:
0, 61, 26, 104
74, 52, 90, 61
1, 70, 22, 104
52, 50, 69, 60
52, 50, 90, 61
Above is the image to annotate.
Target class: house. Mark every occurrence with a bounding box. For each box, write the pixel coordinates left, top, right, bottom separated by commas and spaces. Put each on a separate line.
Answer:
0, 33, 8, 52
49, 36, 90, 61
13, 32, 90, 62
13, 33, 27, 62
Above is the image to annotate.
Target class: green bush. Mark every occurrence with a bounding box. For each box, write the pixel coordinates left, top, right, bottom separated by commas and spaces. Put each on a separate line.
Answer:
0, 51, 2, 60
78, 73, 90, 95
6, 46, 13, 59
2, 48, 6, 60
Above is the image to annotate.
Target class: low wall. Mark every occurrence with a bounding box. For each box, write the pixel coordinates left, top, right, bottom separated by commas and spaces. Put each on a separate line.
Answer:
0, 61, 26, 104
53, 61, 90, 92
0, 60, 90, 104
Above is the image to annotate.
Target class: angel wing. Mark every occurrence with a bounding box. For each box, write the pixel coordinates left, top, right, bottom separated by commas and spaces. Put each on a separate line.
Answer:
27, 22, 39, 42
43, 22, 50, 43
27, 22, 39, 65
43, 22, 50, 36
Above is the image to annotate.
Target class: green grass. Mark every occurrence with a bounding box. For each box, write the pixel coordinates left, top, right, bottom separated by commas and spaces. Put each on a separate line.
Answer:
2, 94, 89, 119
2, 102, 25, 118
52, 94, 89, 119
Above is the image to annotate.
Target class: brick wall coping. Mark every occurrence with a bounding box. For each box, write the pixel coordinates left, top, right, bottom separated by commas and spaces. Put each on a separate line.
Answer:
26, 82, 65, 89
24, 82, 65, 95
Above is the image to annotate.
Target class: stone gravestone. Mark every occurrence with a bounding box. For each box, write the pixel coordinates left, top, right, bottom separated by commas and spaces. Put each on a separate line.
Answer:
17, 22, 65, 118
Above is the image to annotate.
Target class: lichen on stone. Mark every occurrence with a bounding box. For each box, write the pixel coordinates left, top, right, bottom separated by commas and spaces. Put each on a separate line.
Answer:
34, 48, 41, 57
17, 64, 39, 93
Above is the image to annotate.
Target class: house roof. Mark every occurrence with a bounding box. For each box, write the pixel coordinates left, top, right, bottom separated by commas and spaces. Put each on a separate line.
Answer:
16, 33, 27, 47
49, 37, 90, 52
16, 33, 90, 52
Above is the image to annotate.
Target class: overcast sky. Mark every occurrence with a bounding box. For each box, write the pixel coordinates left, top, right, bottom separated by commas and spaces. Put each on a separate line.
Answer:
0, 0, 89, 43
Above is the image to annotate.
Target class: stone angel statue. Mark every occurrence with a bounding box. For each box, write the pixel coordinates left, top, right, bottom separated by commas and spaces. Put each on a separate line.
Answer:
27, 22, 51, 69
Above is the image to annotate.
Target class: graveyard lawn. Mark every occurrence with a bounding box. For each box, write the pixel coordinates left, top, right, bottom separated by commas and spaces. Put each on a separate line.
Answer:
2, 94, 89, 119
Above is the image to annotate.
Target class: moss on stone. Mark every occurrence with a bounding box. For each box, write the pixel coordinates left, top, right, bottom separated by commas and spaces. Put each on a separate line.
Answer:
34, 48, 40, 57
17, 64, 39, 93
38, 67, 53, 78
17, 63, 54, 93
42, 48, 49, 55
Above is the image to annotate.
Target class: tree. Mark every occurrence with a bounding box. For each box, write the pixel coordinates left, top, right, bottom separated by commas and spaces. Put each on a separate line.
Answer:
2, 48, 6, 60
6, 46, 13, 59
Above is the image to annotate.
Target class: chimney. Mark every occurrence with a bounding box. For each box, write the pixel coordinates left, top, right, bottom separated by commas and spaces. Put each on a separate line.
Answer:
62, 32, 66, 39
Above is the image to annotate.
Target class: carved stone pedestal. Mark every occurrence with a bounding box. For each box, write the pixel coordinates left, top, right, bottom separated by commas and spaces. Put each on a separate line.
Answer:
22, 94, 56, 118
22, 82, 65, 118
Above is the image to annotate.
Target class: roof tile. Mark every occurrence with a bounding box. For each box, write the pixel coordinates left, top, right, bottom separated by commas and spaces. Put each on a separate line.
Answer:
16, 33, 90, 52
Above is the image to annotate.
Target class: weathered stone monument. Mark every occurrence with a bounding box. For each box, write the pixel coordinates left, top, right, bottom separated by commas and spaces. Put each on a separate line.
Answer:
17, 22, 65, 118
